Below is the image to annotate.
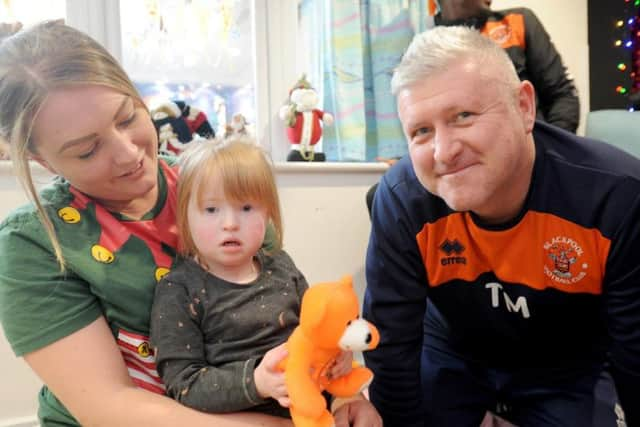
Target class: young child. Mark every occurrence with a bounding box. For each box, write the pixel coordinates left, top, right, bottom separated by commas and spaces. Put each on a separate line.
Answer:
150, 136, 336, 417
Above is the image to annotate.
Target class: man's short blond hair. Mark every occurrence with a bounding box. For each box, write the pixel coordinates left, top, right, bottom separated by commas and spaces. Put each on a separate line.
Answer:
391, 25, 521, 97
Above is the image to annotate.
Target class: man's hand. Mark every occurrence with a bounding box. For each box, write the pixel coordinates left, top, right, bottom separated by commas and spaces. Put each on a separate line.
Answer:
333, 395, 383, 427
326, 351, 353, 379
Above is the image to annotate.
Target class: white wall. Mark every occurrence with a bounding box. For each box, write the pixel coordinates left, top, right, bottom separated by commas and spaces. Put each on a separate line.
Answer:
0, 162, 385, 425
277, 163, 385, 289
493, 0, 589, 135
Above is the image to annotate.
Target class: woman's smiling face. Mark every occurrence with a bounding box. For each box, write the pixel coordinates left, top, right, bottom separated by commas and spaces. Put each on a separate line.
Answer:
31, 85, 159, 213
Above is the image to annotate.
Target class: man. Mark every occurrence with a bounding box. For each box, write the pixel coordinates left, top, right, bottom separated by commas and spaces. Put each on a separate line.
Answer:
363, 26, 639, 427
433, 0, 580, 133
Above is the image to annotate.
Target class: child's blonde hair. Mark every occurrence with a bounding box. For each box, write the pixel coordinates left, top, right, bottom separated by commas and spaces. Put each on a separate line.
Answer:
176, 136, 283, 260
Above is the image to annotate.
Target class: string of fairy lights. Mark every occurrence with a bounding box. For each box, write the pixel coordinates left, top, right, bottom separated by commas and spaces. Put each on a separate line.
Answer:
614, 0, 640, 110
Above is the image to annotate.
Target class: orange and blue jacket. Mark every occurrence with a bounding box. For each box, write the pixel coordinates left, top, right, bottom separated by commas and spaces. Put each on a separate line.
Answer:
364, 122, 640, 426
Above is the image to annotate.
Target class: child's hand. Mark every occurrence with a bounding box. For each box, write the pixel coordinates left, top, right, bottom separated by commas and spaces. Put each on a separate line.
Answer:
327, 350, 353, 380
254, 343, 290, 407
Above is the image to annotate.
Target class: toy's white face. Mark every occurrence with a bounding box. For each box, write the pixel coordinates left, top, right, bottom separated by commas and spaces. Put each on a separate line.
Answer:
338, 318, 379, 352
291, 88, 319, 111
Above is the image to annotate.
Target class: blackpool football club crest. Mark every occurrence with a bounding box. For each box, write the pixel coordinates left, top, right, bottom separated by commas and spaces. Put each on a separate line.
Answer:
543, 235, 588, 285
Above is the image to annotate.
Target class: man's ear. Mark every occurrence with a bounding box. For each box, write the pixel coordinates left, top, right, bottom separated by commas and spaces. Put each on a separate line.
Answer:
517, 80, 536, 133
29, 153, 58, 175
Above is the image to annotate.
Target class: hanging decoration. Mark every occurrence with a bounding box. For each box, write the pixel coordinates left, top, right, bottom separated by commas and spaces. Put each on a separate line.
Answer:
614, 0, 640, 110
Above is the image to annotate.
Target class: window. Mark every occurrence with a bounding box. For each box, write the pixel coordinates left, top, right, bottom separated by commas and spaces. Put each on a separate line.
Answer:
0, 0, 66, 27
3, 0, 299, 162
119, 0, 256, 138
111, 0, 298, 161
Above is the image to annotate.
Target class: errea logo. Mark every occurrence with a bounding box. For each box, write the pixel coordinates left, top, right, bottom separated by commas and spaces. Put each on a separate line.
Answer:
439, 239, 466, 266
543, 235, 588, 285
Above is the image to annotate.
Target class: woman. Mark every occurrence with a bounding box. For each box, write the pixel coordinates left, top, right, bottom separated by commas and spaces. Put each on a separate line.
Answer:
0, 21, 381, 427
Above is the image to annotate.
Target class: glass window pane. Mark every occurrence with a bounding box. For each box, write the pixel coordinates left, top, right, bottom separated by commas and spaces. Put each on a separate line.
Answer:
119, 0, 255, 138
0, 0, 65, 28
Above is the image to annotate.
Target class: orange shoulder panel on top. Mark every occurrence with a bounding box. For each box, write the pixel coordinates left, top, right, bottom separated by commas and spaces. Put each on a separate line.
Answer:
481, 13, 526, 50
415, 211, 610, 294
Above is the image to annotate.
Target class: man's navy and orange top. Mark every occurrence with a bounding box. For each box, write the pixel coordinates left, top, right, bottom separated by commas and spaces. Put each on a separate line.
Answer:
363, 122, 640, 425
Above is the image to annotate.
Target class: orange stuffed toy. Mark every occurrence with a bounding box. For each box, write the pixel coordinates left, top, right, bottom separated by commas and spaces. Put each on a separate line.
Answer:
278, 275, 380, 427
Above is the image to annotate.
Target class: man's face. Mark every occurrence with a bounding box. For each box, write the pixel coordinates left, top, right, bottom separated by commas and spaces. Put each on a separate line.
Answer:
396, 59, 535, 223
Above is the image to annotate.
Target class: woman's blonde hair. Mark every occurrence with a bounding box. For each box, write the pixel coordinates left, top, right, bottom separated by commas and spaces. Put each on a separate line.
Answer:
176, 136, 283, 261
0, 20, 146, 269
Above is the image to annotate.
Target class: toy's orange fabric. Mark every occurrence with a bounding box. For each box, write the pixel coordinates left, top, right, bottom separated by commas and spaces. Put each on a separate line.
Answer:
278, 275, 380, 427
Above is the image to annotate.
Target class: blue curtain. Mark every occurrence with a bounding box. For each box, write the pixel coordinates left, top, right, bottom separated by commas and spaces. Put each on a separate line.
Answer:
299, 0, 432, 161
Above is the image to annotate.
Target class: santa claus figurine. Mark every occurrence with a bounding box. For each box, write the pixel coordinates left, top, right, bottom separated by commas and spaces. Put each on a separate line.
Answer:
279, 74, 333, 161
224, 112, 250, 138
